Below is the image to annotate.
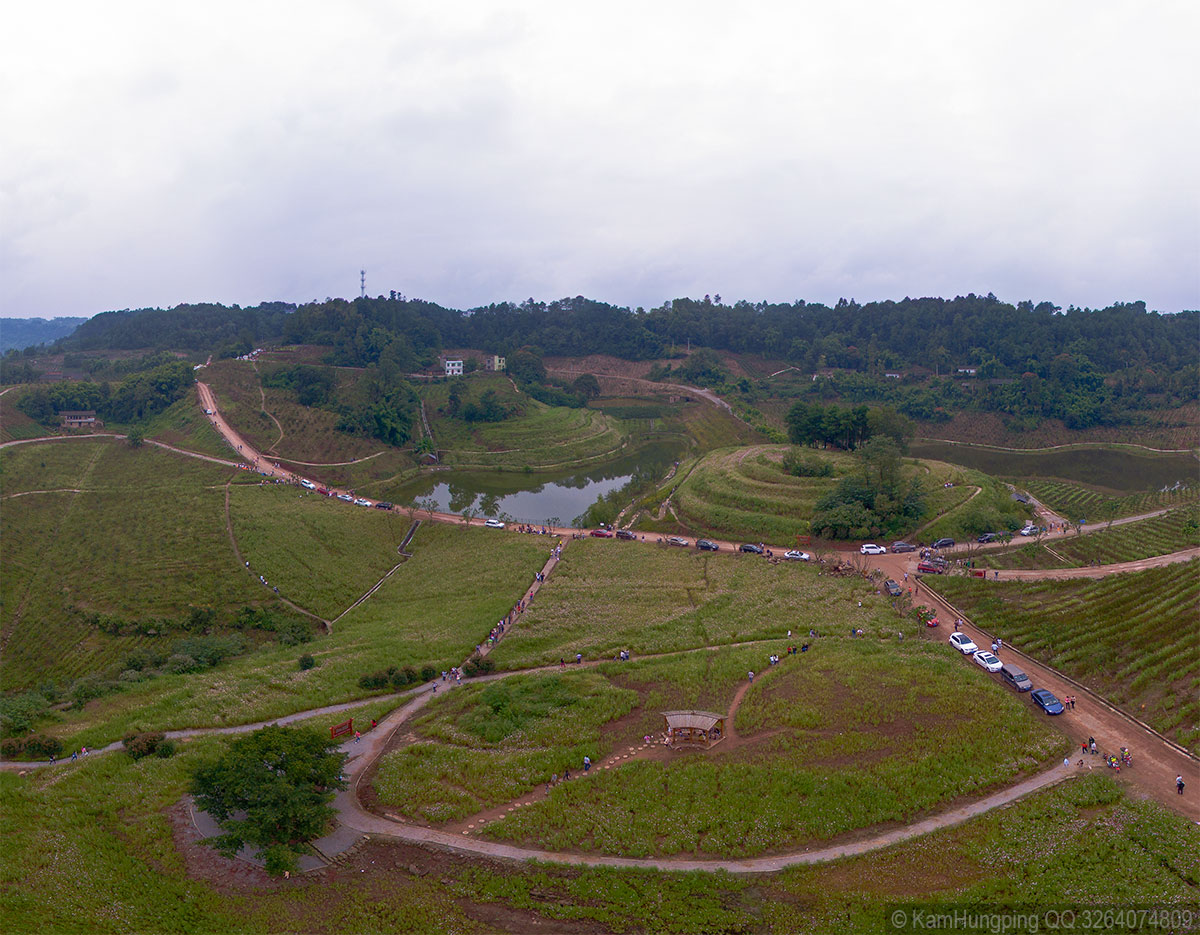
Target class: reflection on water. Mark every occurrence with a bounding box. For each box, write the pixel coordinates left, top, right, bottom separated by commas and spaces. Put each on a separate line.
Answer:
389, 442, 681, 525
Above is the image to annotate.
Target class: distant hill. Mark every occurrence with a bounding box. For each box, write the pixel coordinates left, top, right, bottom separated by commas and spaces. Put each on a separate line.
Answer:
0, 317, 88, 353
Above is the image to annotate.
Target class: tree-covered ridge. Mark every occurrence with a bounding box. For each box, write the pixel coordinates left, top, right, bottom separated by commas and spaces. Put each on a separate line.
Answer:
55, 293, 1197, 382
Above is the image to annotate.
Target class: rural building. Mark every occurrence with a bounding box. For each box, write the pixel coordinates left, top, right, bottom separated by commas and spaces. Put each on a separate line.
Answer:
662, 710, 725, 747
884, 372, 903, 379
444, 359, 463, 376
484, 355, 506, 371
60, 410, 97, 430
956, 367, 977, 376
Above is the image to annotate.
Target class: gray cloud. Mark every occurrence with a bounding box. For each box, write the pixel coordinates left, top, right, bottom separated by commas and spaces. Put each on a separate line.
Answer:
2, 1, 1197, 319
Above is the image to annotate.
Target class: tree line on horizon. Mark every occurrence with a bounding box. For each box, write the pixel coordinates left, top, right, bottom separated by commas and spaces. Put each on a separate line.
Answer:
4, 291, 1195, 437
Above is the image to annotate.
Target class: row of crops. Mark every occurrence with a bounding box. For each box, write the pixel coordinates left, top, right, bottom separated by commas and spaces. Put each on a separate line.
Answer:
981, 507, 1200, 569
928, 562, 1200, 753
1020, 479, 1197, 521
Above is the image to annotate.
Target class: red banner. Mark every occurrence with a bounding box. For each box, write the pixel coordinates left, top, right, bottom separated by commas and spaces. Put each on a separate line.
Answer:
330, 718, 353, 738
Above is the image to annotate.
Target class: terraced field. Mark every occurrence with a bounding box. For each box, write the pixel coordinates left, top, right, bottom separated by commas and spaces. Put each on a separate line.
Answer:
669, 446, 851, 542
0, 439, 272, 690
0, 388, 46, 443
666, 446, 999, 543
980, 506, 1200, 570
204, 359, 385, 463
422, 375, 628, 470
1019, 478, 1198, 521
927, 562, 1200, 752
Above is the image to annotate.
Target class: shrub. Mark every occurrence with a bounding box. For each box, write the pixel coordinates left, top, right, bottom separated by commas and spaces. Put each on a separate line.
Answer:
358, 671, 390, 690
276, 620, 312, 646
420, 665, 437, 681
123, 731, 167, 759
155, 740, 177, 759
1, 737, 25, 758
24, 735, 63, 758
462, 654, 495, 677
298, 654, 316, 671
118, 669, 144, 683
0, 690, 51, 735
167, 653, 201, 675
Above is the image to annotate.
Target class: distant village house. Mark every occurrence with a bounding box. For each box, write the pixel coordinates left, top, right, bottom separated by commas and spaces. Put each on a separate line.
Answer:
484, 355, 506, 371
60, 410, 98, 430
444, 359, 464, 376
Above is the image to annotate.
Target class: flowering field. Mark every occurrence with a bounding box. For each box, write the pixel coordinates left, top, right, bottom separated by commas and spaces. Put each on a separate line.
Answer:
476, 639, 1065, 858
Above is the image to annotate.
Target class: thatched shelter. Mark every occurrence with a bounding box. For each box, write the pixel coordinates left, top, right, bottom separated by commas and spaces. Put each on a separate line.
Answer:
662, 710, 725, 747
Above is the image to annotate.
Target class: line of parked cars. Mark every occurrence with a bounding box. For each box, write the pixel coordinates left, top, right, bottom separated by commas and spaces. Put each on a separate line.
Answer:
947, 632, 1061, 713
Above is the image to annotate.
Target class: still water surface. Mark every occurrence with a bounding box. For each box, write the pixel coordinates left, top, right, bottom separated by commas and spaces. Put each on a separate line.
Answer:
390, 442, 681, 525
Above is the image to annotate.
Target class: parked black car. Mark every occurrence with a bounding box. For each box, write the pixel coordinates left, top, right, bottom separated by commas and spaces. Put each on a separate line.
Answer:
891, 541, 916, 553
696, 539, 720, 551
931, 537, 955, 549
616, 529, 636, 540
739, 543, 764, 554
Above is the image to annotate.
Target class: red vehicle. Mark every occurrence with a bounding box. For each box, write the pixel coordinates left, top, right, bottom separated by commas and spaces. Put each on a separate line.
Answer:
917, 560, 945, 574
317, 487, 331, 496
589, 529, 613, 537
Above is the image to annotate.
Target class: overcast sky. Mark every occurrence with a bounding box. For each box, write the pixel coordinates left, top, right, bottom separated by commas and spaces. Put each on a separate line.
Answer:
2, 1, 1197, 320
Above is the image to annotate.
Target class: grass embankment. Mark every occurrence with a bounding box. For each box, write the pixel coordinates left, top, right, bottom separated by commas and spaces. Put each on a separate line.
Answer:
35, 522, 548, 751
1019, 478, 1198, 521
143, 386, 236, 460
0, 439, 270, 691
979, 506, 1200, 570
228, 484, 418, 620
455, 640, 1064, 858
927, 562, 1200, 752
486, 538, 893, 669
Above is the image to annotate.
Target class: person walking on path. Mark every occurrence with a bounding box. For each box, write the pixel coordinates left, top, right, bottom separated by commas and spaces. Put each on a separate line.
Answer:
1178, 775, 1186, 795
354, 731, 361, 743
583, 755, 591, 773
748, 670, 754, 683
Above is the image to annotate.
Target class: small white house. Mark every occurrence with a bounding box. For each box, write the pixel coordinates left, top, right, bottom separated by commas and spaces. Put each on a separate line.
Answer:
444, 359, 463, 376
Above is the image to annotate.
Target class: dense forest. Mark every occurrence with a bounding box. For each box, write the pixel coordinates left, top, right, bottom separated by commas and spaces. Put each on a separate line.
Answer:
7, 292, 1194, 435
46, 294, 1196, 381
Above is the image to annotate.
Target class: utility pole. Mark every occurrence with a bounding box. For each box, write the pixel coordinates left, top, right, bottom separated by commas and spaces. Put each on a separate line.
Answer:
360, 269, 366, 298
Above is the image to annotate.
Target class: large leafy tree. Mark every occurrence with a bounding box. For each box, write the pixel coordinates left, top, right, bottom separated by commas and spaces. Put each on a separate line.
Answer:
190, 725, 346, 875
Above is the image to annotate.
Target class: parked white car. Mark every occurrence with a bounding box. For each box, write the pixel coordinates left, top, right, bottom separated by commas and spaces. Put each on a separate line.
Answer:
973, 650, 1003, 672
300, 479, 316, 490
485, 519, 506, 529
784, 550, 811, 561
949, 633, 978, 655
354, 498, 372, 507
860, 543, 887, 555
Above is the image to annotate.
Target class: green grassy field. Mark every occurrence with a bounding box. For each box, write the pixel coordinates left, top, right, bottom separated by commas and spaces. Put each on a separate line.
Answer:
979, 506, 1200, 570
1019, 477, 1198, 521
143, 386, 237, 459
228, 484, 418, 620
34, 521, 549, 752
0, 439, 273, 691
927, 562, 1200, 752
2, 741, 1195, 934
471, 640, 1064, 858
375, 670, 640, 822
486, 537, 895, 670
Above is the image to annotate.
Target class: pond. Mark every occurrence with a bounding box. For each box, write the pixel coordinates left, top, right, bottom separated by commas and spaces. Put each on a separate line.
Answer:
387, 442, 682, 526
